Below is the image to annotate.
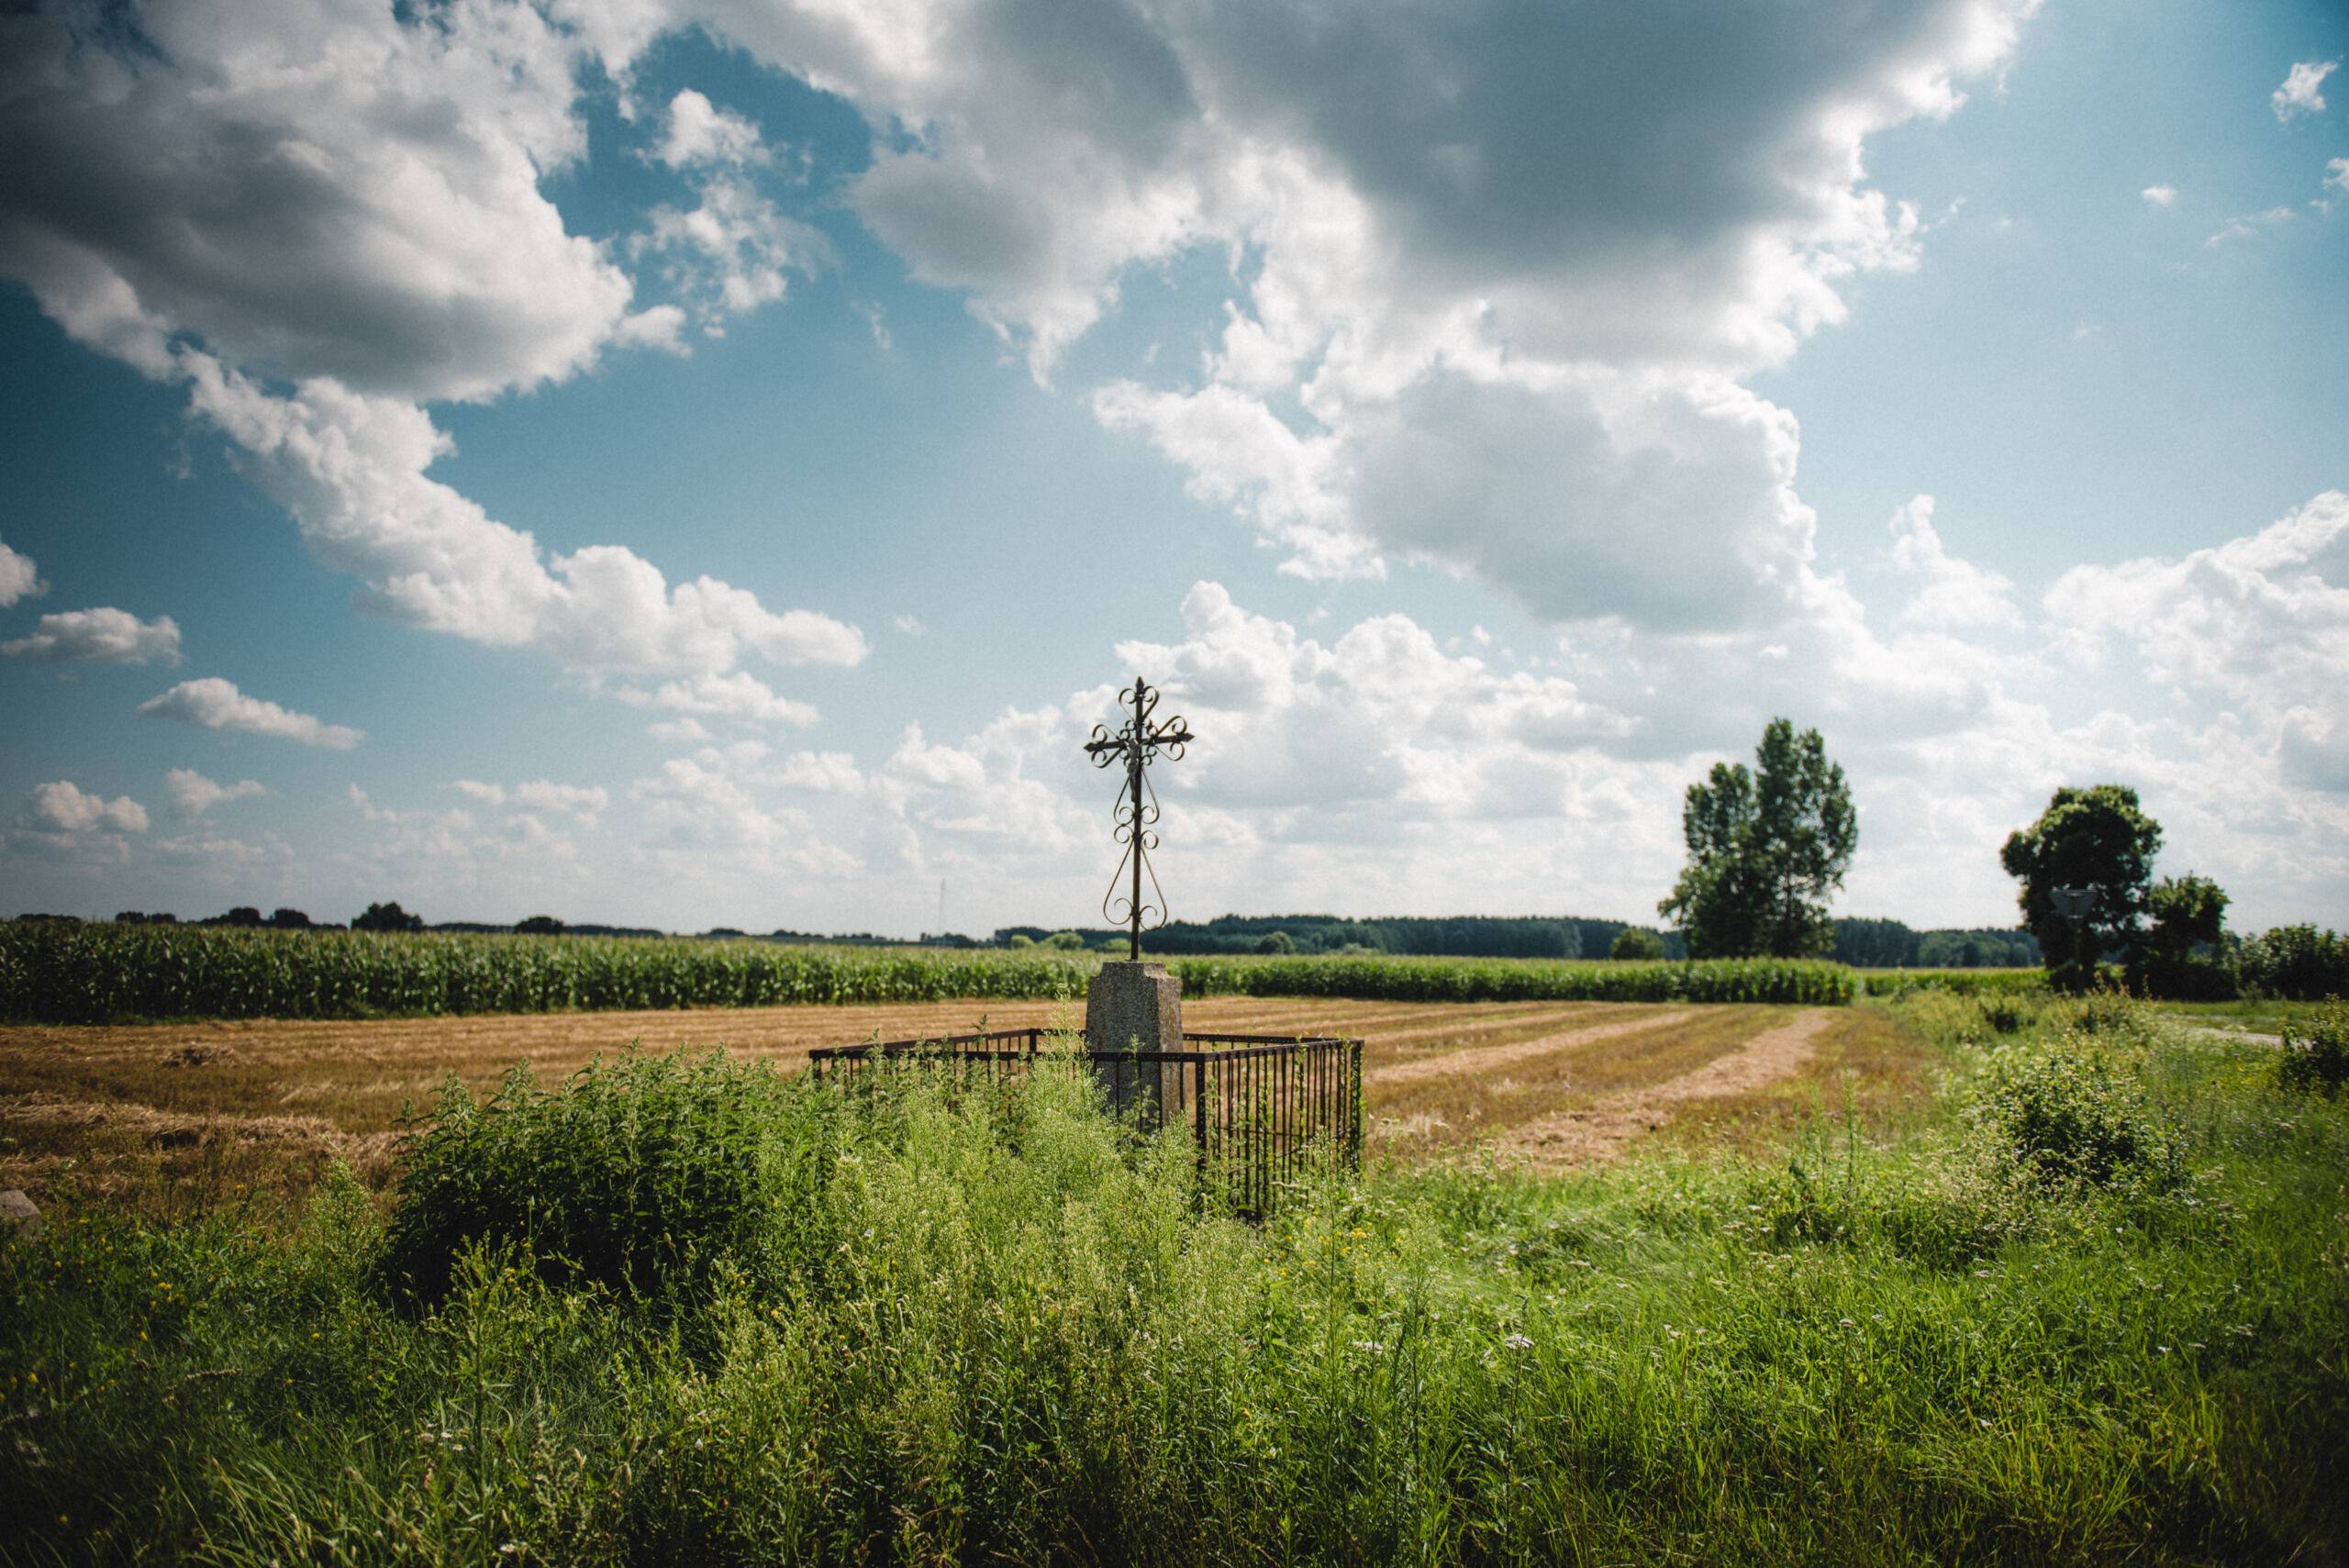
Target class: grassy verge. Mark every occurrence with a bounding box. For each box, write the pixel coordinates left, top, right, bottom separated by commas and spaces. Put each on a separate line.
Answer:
2151, 998, 2340, 1037
3, 997, 2343, 1562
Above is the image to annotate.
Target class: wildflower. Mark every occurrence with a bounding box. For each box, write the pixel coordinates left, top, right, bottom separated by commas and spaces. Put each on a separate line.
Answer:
1503, 1334, 1533, 1351
1351, 1339, 1385, 1353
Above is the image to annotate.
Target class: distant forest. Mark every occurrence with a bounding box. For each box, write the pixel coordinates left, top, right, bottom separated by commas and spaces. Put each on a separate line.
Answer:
994, 914, 2042, 967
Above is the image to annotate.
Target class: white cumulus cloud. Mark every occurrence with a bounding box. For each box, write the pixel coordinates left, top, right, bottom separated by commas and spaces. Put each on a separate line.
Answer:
0, 1, 863, 722
2, 606, 182, 664
1887, 495, 2022, 629
2273, 60, 2337, 122
617, 670, 821, 726
2046, 491, 2349, 793
655, 89, 770, 169
635, 176, 832, 333
543, 0, 2030, 638
176, 355, 866, 680
163, 768, 264, 817
2141, 184, 2177, 206
0, 538, 40, 606
28, 779, 148, 834
453, 777, 608, 825
138, 677, 363, 750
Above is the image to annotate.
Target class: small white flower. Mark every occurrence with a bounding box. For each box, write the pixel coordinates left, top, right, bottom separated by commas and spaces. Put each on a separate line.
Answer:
1351, 1338, 1385, 1353
1503, 1333, 1533, 1351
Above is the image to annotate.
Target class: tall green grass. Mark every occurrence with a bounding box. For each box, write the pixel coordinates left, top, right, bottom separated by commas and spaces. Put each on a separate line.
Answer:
1858, 966, 2049, 999
0, 923, 1854, 1022
5, 1000, 2343, 1562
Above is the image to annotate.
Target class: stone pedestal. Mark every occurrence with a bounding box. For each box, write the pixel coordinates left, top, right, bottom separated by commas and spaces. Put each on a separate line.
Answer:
1084, 961, 1185, 1118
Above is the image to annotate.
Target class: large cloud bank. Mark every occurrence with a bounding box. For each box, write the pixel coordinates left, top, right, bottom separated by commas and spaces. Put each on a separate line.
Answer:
4, 0, 2343, 928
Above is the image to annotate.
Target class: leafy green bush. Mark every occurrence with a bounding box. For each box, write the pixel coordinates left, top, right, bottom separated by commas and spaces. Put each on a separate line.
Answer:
373, 1051, 834, 1311
1609, 926, 1667, 961
1976, 1031, 2178, 1191
2277, 1000, 2349, 1097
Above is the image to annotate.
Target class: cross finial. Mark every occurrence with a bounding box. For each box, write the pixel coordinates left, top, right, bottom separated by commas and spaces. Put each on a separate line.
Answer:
1084, 675, 1195, 961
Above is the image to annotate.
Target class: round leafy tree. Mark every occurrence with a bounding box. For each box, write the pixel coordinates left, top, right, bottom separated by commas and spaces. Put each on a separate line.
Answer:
1609, 927, 1667, 961
1658, 718, 1855, 958
1998, 784, 2160, 983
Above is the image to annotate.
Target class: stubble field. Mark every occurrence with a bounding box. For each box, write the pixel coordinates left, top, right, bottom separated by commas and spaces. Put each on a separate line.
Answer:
0, 996, 1925, 1211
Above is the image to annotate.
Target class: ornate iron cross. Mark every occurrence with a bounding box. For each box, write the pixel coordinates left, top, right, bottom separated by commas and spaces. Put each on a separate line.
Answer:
1084, 676, 1195, 961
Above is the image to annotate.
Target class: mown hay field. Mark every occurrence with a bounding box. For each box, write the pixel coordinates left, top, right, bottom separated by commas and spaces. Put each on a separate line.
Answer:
0, 997, 1921, 1211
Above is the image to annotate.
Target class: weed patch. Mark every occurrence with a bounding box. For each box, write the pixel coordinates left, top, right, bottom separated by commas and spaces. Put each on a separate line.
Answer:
2277, 1000, 2349, 1097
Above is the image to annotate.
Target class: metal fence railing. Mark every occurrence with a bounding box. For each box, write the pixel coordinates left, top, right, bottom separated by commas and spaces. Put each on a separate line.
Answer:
806, 1029, 1362, 1216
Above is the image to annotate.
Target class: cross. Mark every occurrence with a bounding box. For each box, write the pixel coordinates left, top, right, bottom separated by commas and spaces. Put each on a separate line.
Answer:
1084, 676, 1195, 961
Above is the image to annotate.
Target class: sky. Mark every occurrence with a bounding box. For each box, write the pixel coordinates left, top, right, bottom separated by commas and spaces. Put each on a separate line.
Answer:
1, 0, 2345, 940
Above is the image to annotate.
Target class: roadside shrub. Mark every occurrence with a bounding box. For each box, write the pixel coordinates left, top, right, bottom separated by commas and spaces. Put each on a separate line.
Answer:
1976, 1032, 2178, 1192
372, 1050, 833, 1312
2045, 987, 2154, 1048
2277, 1000, 2349, 1098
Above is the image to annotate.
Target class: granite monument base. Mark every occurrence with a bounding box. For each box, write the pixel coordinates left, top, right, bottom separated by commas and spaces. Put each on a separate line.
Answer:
1084, 960, 1185, 1117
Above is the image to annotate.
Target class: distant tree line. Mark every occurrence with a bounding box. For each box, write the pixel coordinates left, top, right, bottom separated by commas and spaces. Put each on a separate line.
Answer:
991, 914, 1682, 960
1829, 917, 2041, 969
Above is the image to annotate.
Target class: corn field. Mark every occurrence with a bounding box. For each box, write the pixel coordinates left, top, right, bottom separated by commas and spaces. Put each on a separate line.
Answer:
0, 923, 1855, 1023
0, 926, 1092, 1024
1175, 952, 1855, 1006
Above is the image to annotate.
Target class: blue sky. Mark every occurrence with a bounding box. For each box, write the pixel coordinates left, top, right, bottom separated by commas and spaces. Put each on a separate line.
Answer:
2, 0, 2344, 939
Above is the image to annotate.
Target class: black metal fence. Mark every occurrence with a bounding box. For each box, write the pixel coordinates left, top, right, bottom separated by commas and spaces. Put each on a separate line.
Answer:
807, 1029, 1362, 1216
